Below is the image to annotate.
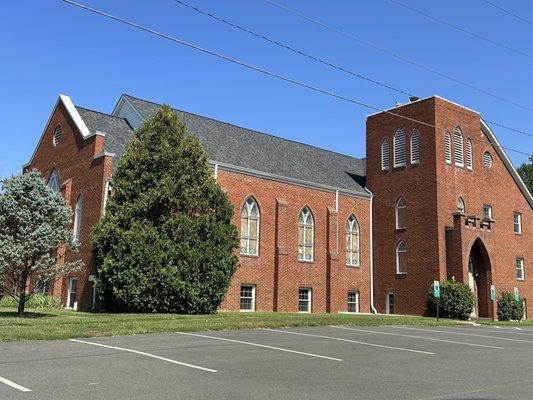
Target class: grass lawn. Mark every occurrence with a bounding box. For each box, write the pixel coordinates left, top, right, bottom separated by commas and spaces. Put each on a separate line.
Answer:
0, 307, 470, 342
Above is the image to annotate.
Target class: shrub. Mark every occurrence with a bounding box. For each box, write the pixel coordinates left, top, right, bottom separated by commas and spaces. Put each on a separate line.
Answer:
497, 292, 525, 321
0, 294, 61, 309
427, 279, 475, 320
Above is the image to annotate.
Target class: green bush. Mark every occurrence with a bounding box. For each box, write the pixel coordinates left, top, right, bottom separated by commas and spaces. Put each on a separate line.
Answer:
427, 279, 475, 320
0, 295, 61, 309
497, 292, 525, 321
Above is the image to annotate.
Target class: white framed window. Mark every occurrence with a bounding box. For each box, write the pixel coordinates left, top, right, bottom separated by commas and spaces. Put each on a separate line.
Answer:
483, 204, 492, 220
298, 288, 312, 313
240, 197, 260, 256
381, 138, 390, 170
103, 180, 112, 215
48, 169, 59, 193
67, 277, 78, 310
395, 197, 406, 229
457, 197, 465, 214
514, 213, 522, 234
53, 125, 62, 147
240, 284, 256, 311
516, 258, 525, 281
346, 215, 360, 267
454, 127, 464, 167
483, 151, 493, 168
445, 132, 452, 164
396, 241, 407, 274
73, 196, 83, 243
386, 292, 394, 314
393, 127, 407, 168
347, 291, 359, 313
298, 207, 314, 262
410, 131, 420, 165
466, 138, 473, 170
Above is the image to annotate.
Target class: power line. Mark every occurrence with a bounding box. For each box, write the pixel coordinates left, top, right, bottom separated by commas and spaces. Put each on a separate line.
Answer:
482, 0, 533, 27
172, 0, 533, 140
60, 0, 532, 157
173, 0, 414, 97
261, 0, 533, 114
389, 0, 533, 59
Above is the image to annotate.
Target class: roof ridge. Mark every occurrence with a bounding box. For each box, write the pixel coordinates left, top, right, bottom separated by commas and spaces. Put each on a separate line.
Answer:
122, 93, 364, 163
76, 105, 129, 121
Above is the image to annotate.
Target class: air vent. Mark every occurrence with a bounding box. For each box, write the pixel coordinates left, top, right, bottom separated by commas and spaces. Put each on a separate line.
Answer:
53, 125, 62, 147
483, 151, 493, 168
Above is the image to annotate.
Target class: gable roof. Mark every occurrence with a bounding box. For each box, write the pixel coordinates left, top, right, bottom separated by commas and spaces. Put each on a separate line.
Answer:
110, 94, 367, 195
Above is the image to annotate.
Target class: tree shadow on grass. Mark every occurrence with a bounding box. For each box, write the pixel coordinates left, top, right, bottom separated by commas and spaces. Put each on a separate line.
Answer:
0, 310, 54, 319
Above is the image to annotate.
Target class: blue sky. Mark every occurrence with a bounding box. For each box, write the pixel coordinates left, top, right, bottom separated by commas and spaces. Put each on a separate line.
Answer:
1, 0, 532, 179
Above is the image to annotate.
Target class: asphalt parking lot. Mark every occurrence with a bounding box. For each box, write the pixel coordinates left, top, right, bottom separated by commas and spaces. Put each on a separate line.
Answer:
1, 324, 533, 400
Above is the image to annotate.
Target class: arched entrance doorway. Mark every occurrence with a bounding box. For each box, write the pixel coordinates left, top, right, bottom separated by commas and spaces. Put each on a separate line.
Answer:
468, 238, 492, 318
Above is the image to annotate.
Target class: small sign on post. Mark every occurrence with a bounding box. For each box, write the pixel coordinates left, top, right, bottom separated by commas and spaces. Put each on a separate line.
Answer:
490, 285, 496, 322
433, 280, 441, 321
514, 287, 519, 302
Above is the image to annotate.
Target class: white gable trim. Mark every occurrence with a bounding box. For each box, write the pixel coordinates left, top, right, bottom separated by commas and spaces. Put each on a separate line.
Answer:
23, 94, 103, 169
481, 119, 533, 209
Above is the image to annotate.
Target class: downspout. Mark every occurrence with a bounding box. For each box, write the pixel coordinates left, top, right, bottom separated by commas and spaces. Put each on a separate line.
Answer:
365, 187, 378, 314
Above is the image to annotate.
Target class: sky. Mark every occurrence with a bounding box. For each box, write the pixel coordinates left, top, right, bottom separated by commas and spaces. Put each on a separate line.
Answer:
1, 0, 533, 179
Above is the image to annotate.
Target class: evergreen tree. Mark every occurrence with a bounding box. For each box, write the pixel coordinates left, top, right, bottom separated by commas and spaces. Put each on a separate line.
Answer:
0, 171, 82, 317
92, 106, 238, 313
517, 156, 533, 195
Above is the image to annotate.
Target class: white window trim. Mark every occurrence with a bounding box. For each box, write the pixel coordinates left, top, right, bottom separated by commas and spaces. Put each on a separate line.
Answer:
240, 198, 260, 256
239, 284, 256, 312
381, 138, 390, 171
514, 213, 522, 234
393, 128, 407, 168
346, 291, 360, 313
445, 133, 452, 165
454, 127, 464, 167
298, 288, 312, 313
67, 277, 78, 310
483, 204, 493, 220
386, 292, 394, 314
410, 131, 420, 165
73, 196, 83, 243
346, 215, 360, 267
395, 198, 406, 230
466, 138, 473, 170
516, 258, 525, 281
396, 242, 407, 275
298, 208, 314, 262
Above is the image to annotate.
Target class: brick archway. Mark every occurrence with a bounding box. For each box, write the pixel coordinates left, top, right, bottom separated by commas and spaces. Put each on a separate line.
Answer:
468, 238, 492, 318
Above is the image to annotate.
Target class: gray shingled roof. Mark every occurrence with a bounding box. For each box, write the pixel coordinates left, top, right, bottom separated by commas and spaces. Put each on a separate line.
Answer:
75, 107, 133, 170
119, 95, 367, 194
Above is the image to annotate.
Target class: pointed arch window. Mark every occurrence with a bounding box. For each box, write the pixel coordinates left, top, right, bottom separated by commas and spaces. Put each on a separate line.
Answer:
410, 131, 420, 165
395, 197, 406, 229
298, 207, 314, 261
466, 138, 473, 170
73, 196, 83, 243
381, 138, 390, 170
396, 241, 407, 274
445, 132, 452, 164
393, 127, 407, 168
454, 127, 464, 167
240, 197, 260, 255
457, 197, 465, 214
346, 215, 360, 267
48, 169, 59, 193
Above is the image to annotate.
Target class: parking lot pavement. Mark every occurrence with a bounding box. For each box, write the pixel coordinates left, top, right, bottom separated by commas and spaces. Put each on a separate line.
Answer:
1, 325, 533, 400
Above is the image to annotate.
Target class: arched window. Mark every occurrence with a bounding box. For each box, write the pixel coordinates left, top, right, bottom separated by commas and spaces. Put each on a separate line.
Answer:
395, 197, 406, 229
454, 127, 464, 167
457, 197, 465, 214
381, 138, 390, 170
466, 138, 473, 170
346, 215, 360, 267
410, 131, 420, 165
393, 127, 407, 168
445, 132, 452, 164
298, 207, 314, 261
73, 196, 83, 243
483, 151, 493, 168
53, 125, 62, 147
396, 241, 407, 274
240, 197, 260, 255
48, 169, 59, 193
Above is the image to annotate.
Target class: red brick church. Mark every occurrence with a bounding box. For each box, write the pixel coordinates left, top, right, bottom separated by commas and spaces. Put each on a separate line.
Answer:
23, 93, 532, 318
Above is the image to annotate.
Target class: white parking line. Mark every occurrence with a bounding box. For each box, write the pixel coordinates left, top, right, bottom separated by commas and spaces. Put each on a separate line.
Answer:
70, 339, 217, 372
0, 376, 31, 392
178, 332, 342, 361
392, 327, 533, 343
331, 326, 504, 349
265, 329, 434, 355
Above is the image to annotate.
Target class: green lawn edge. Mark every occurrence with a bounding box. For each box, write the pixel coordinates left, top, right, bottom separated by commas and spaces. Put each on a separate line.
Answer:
0, 307, 473, 342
